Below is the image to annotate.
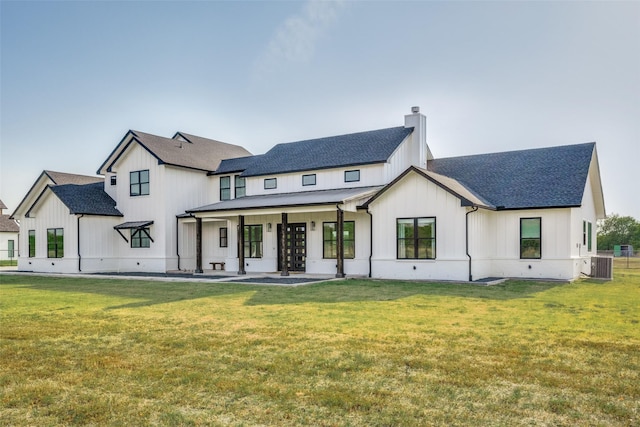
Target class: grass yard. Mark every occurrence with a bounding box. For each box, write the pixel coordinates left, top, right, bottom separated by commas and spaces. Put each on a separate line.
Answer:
1, 267, 638, 426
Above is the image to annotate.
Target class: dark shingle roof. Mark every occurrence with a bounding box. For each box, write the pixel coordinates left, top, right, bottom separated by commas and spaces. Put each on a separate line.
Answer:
50, 182, 122, 216
428, 142, 595, 209
241, 126, 413, 177
0, 215, 19, 232
212, 155, 263, 175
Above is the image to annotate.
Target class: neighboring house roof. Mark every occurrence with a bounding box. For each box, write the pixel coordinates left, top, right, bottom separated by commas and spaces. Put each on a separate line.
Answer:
0, 215, 19, 232
49, 182, 122, 216
428, 142, 596, 210
44, 170, 103, 185
0, 199, 7, 211
188, 186, 383, 213
211, 155, 264, 175
98, 130, 252, 174
240, 126, 413, 177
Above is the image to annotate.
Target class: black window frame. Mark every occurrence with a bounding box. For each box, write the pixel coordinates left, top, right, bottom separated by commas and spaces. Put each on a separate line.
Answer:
220, 176, 231, 201
47, 228, 64, 258
587, 221, 593, 252
8, 240, 15, 258
396, 217, 436, 260
220, 227, 228, 248
344, 170, 360, 182
110, 175, 117, 186
131, 228, 151, 248
129, 170, 149, 196
264, 178, 277, 190
322, 221, 355, 259
520, 217, 541, 259
302, 174, 316, 186
28, 229, 36, 258
234, 175, 246, 198
243, 224, 263, 258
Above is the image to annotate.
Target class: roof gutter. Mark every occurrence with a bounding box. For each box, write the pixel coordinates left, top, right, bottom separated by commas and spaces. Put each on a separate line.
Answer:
466, 206, 478, 282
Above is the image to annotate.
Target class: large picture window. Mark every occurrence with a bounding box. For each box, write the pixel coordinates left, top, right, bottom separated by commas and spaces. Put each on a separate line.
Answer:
28, 230, 36, 257
47, 228, 64, 258
520, 218, 541, 259
131, 228, 151, 248
220, 176, 231, 201
323, 221, 355, 259
397, 218, 436, 259
130, 170, 149, 196
235, 176, 246, 198
243, 225, 263, 258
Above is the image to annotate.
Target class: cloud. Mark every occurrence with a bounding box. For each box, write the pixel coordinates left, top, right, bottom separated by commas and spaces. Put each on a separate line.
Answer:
253, 0, 345, 78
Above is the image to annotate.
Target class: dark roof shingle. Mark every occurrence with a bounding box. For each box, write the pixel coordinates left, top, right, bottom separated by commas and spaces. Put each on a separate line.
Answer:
241, 126, 413, 177
50, 182, 122, 216
428, 142, 595, 209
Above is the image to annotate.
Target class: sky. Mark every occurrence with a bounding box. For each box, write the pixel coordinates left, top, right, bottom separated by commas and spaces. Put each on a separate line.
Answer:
1, 0, 639, 219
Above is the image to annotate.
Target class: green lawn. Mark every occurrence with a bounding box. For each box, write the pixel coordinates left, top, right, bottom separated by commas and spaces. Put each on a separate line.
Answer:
1, 267, 638, 426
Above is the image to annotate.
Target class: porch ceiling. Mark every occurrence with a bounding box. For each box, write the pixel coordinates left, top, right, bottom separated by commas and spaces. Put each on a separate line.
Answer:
187, 186, 383, 218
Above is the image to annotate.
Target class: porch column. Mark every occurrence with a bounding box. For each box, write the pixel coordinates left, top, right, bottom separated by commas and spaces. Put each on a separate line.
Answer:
238, 215, 246, 275
195, 217, 203, 273
336, 206, 345, 278
280, 212, 289, 276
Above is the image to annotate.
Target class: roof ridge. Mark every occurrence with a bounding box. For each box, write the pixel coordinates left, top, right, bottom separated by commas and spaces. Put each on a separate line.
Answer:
432, 141, 596, 162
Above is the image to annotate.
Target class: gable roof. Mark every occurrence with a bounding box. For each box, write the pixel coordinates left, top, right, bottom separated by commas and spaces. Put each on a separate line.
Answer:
48, 182, 122, 216
98, 130, 252, 174
12, 170, 104, 219
0, 215, 19, 232
211, 155, 264, 175
428, 142, 597, 210
0, 199, 7, 211
240, 126, 413, 177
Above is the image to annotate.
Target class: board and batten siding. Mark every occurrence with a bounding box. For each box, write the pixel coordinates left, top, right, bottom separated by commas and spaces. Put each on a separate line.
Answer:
368, 171, 470, 281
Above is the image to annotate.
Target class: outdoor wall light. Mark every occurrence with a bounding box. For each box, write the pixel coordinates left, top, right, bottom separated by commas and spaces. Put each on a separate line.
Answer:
311, 221, 316, 230
267, 223, 272, 232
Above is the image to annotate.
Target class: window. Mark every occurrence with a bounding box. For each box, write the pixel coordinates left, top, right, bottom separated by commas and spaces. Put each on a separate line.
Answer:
47, 228, 64, 258
220, 227, 228, 248
264, 178, 277, 189
130, 170, 149, 196
110, 175, 117, 186
220, 176, 231, 200
8, 240, 14, 259
323, 221, 355, 259
243, 225, 263, 258
588, 222, 593, 252
28, 230, 35, 257
397, 218, 436, 259
520, 218, 541, 259
302, 174, 316, 186
131, 228, 151, 248
235, 175, 246, 198
345, 170, 360, 182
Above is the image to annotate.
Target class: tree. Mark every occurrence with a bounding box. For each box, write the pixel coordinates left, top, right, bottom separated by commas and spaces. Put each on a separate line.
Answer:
597, 214, 640, 251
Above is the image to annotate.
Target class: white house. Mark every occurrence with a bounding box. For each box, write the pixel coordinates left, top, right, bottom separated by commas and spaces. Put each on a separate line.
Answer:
0, 199, 20, 262
11, 108, 606, 281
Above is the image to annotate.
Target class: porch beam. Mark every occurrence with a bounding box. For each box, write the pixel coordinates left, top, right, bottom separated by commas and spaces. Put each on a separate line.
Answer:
195, 217, 203, 273
280, 212, 289, 276
336, 206, 345, 278
238, 215, 246, 275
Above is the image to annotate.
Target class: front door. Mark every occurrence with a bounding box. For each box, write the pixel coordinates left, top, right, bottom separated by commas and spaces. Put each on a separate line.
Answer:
277, 223, 306, 272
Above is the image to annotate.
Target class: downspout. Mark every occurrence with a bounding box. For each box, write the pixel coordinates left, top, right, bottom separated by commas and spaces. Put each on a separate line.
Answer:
366, 208, 373, 278
465, 206, 478, 282
176, 215, 181, 271
77, 214, 84, 272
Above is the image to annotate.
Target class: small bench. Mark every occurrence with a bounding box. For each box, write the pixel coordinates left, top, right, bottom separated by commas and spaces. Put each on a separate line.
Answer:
210, 262, 226, 271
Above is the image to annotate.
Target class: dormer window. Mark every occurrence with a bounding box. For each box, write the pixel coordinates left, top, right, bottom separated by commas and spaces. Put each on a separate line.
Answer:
130, 170, 149, 196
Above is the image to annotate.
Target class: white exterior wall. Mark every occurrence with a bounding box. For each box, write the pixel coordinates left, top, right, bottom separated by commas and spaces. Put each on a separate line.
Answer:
369, 173, 470, 281
467, 209, 496, 281
571, 175, 598, 277
0, 231, 19, 261
244, 164, 386, 196
78, 215, 122, 272
17, 193, 79, 273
